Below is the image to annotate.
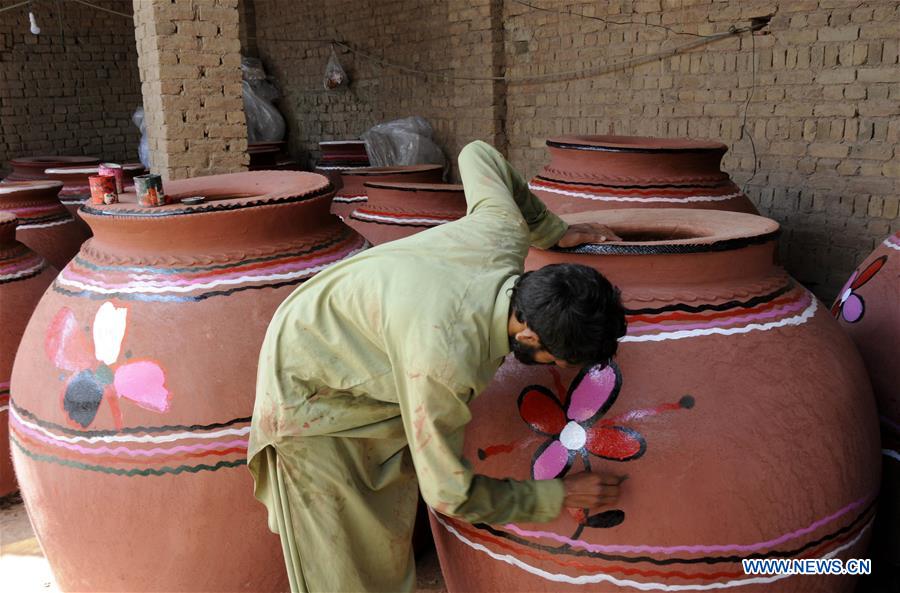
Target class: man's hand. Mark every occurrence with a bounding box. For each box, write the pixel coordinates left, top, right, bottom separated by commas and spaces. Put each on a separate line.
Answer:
562, 471, 624, 509
556, 222, 622, 248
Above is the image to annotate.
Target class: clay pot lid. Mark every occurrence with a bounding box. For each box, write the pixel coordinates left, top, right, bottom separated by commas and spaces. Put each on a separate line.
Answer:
547, 135, 727, 153
81, 170, 332, 219
343, 164, 443, 177
362, 181, 463, 192
10, 155, 99, 167
557, 209, 779, 255
0, 180, 63, 194
44, 163, 145, 176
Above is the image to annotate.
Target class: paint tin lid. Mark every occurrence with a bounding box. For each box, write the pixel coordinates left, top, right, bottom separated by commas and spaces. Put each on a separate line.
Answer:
180, 196, 206, 205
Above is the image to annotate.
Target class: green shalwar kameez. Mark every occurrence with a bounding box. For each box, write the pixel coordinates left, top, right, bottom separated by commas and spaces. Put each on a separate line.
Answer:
248, 141, 569, 593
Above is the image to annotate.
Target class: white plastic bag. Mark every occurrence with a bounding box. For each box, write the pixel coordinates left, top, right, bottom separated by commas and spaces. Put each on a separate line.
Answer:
323, 46, 348, 90
361, 116, 446, 172
241, 56, 286, 143
132, 106, 151, 169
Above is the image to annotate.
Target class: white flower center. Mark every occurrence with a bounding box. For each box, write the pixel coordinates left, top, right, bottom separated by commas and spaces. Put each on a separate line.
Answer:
559, 421, 587, 451
840, 288, 852, 304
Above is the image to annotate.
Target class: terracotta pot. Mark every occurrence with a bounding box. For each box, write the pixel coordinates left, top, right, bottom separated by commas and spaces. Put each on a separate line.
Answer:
314, 140, 371, 190
332, 164, 444, 222
430, 209, 879, 593
350, 182, 467, 245
248, 142, 284, 170
530, 136, 757, 215
0, 181, 90, 270
44, 164, 147, 233
9, 171, 368, 591
4, 156, 99, 182
0, 213, 56, 496
832, 231, 900, 569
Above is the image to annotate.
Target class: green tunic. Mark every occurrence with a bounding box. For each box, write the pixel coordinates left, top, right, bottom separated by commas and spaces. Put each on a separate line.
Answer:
248, 141, 569, 593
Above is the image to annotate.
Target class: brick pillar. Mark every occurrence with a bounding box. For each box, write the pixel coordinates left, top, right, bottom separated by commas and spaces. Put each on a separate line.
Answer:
133, 0, 248, 180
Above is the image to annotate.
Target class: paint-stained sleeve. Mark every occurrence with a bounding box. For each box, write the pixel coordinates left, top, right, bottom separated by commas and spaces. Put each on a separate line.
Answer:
395, 370, 565, 524
458, 141, 568, 249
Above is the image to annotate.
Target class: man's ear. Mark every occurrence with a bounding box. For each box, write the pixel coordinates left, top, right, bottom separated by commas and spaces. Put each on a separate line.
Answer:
515, 326, 541, 348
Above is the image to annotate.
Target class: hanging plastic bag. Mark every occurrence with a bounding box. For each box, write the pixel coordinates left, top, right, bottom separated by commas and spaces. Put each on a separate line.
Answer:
323, 46, 348, 90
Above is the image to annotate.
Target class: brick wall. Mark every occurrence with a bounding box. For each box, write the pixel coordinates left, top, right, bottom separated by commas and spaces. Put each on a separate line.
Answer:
0, 0, 141, 176
243, 0, 899, 301
243, 0, 504, 173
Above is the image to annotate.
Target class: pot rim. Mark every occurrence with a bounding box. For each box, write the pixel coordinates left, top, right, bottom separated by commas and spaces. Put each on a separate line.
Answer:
319, 140, 366, 146
81, 171, 333, 220
547, 135, 727, 153
557, 209, 779, 255
363, 181, 464, 192
10, 155, 99, 167
0, 180, 63, 194
343, 164, 443, 178
44, 163, 145, 176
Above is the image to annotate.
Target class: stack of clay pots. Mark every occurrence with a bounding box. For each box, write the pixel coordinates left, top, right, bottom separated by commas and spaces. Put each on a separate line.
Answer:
314, 140, 371, 189
10, 171, 367, 591
331, 164, 444, 221
0, 181, 89, 269
424, 135, 881, 593
3, 156, 99, 182
349, 182, 467, 246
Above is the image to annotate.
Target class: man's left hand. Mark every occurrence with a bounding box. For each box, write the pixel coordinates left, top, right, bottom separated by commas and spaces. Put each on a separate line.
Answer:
556, 223, 622, 248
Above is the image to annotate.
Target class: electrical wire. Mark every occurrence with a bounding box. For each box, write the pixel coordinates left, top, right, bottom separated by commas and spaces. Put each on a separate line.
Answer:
0, 0, 32, 15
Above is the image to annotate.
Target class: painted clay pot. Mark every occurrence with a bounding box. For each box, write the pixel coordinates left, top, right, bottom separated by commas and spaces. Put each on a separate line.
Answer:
350, 182, 467, 245
4, 156, 99, 182
332, 165, 444, 221
430, 209, 879, 593
44, 163, 147, 233
0, 214, 56, 496
9, 171, 368, 591
0, 181, 90, 270
314, 140, 371, 190
529, 136, 757, 215
832, 231, 900, 571
248, 142, 283, 170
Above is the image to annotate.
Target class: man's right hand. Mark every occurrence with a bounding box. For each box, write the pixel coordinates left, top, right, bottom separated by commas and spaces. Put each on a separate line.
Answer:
562, 471, 623, 509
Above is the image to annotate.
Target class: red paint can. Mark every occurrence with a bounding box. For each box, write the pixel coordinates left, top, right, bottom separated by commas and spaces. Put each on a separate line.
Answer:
98, 163, 124, 193
88, 175, 118, 205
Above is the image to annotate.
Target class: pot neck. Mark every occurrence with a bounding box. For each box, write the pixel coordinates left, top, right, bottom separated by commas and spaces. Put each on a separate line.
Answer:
0, 181, 64, 207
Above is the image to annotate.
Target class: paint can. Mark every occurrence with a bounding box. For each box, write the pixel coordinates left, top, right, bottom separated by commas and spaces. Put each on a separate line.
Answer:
98, 163, 124, 193
134, 174, 166, 207
88, 175, 119, 205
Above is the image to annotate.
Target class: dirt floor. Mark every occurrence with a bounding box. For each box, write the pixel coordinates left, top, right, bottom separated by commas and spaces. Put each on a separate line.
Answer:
0, 492, 446, 593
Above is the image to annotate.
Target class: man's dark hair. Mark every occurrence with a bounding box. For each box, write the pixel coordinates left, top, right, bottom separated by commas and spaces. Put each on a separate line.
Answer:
510, 263, 627, 366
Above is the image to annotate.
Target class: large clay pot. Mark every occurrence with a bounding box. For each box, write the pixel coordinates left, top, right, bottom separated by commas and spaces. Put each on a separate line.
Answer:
9, 171, 368, 591
0, 181, 90, 270
4, 156, 99, 182
314, 140, 370, 189
0, 213, 56, 496
832, 231, 900, 571
529, 136, 758, 215
44, 163, 147, 232
331, 164, 444, 220
430, 209, 879, 593
350, 182, 467, 245
248, 142, 283, 170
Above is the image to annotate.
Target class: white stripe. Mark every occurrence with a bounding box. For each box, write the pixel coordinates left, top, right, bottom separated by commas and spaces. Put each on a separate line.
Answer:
883, 449, 900, 462
55, 244, 368, 295
432, 511, 870, 591
0, 261, 46, 281
18, 218, 73, 230
9, 405, 249, 444
621, 299, 817, 343
333, 195, 367, 203
0, 405, 8, 413
529, 182, 743, 204
882, 238, 900, 251
352, 211, 450, 226
0, 181, 61, 193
